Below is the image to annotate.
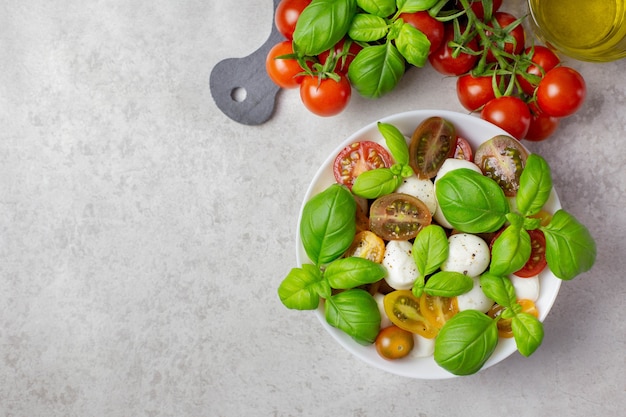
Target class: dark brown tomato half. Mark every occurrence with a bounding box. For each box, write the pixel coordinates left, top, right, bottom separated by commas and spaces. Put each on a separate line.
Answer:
369, 193, 432, 240
409, 117, 457, 179
474, 135, 529, 197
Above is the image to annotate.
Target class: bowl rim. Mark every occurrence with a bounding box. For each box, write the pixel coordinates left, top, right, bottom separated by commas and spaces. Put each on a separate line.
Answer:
295, 109, 563, 379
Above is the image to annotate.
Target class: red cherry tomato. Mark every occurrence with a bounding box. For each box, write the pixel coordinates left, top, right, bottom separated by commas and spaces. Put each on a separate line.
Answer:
456, 74, 498, 112
300, 74, 351, 117
481, 96, 531, 140
318, 38, 362, 74
459, 0, 503, 19
516, 45, 561, 96
525, 109, 560, 142
333, 141, 393, 189
266, 41, 305, 89
274, 0, 311, 40
515, 229, 548, 277
536, 66, 586, 118
428, 24, 479, 76
485, 12, 525, 63
399, 11, 445, 54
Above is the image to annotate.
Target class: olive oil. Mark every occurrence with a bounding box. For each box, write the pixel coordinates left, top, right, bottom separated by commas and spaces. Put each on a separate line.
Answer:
528, 0, 626, 61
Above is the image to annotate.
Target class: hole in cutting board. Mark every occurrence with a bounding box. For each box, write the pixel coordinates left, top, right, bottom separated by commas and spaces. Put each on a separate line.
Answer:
230, 87, 247, 103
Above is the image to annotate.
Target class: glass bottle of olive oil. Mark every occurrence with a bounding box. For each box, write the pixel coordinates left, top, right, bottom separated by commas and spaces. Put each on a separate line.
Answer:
528, 0, 626, 62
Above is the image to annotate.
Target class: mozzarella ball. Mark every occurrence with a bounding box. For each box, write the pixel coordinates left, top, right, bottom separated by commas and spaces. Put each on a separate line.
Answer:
509, 274, 540, 302
456, 276, 494, 313
407, 333, 436, 358
395, 175, 437, 215
433, 203, 453, 229
382, 240, 418, 290
434, 158, 482, 184
373, 292, 393, 329
440, 233, 491, 277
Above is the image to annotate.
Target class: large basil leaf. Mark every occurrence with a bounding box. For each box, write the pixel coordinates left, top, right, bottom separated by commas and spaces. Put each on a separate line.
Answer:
356, 0, 396, 17
424, 271, 473, 297
347, 43, 406, 98
517, 154, 553, 217
277, 264, 326, 310
512, 312, 544, 357
352, 167, 402, 199
300, 184, 356, 265
325, 289, 381, 344
479, 271, 517, 308
378, 122, 409, 166
434, 310, 499, 375
395, 22, 430, 67
396, 0, 439, 13
436, 168, 509, 233
348, 13, 389, 42
293, 0, 357, 56
324, 256, 387, 289
412, 224, 448, 277
490, 225, 531, 276
541, 209, 596, 280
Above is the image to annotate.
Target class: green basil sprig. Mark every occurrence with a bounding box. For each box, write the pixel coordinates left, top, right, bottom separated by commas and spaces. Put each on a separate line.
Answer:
278, 183, 386, 343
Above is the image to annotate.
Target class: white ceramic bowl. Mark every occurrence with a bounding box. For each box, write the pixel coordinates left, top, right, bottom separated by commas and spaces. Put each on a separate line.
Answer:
295, 110, 562, 379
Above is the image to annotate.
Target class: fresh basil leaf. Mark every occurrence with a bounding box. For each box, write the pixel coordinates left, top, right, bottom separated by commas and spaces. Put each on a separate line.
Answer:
412, 224, 448, 277
378, 122, 409, 166
490, 225, 531, 276
348, 13, 389, 42
325, 289, 381, 344
479, 271, 517, 308
541, 209, 596, 280
293, 0, 357, 56
396, 0, 439, 14
517, 154, 553, 217
434, 310, 499, 376
278, 264, 325, 310
512, 312, 544, 357
436, 168, 509, 233
356, 0, 396, 17
352, 167, 402, 199
395, 22, 430, 67
300, 184, 356, 265
347, 43, 406, 98
324, 256, 387, 289
425, 271, 473, 297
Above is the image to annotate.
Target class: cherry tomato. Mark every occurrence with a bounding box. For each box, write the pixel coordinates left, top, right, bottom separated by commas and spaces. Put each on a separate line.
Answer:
375, 325, 415, 360
484, 12, 525, 63
333, 141, 393, 189
456, 74, 498, 112
420, 293, 459, 329
300, 74, 351, 117
383, 290, 439, 338
409, 116, 457, 179
344, 230, 386, 263
514, 229, 548, 277
454, 137, 473, 161
536, 66, 586, 118
318, 38, 362, 74
516, 45, 561, 96
274, 0, 311, 40
474, 135, 529, 196
428, 24, 479, 76
369, 193, 432, 241
525, 109, 560, 142
399, 11, 445, 54
488, 299, 539, 338
480, 96, 531, 140
266, 41, 305, 89
459, 0, 503, 19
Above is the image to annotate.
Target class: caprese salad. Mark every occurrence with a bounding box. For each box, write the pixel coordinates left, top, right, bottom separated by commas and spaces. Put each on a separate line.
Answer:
278, 116, 596, 376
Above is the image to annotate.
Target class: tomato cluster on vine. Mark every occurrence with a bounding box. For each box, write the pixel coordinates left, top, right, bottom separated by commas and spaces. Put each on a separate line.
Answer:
266, 0, 586, 142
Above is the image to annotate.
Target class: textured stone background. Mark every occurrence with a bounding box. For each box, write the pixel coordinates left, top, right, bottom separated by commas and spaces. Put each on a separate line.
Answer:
1, 1, 624, 416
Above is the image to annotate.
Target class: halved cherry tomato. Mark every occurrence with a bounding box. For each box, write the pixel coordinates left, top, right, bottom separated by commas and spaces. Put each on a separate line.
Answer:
529, 210, 553, 227
399, 11, 445, 54
514, 229, 548, 277
369, 193, 432, 241
420, 293, 459, 329
274, 0, 311, 40
488, 299, 539, 338
333, 141, 393, 189
409, 117, 457, 179
375, 325, 415, 360
454, 137, 473, 161
344, 230, 386, 263
474, 135, 529, 196
266, 41, 305, 89
383, 290, 439, 338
